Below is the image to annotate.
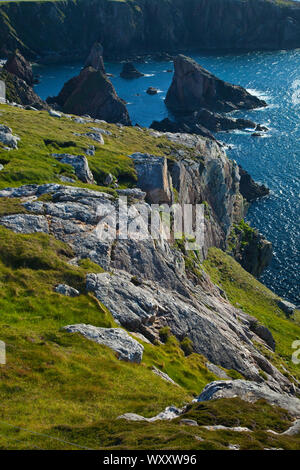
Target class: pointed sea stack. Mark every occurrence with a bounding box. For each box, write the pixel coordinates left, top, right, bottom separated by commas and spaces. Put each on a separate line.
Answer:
84, 42, 106, 74
51, 66, 131, 125
165, 55, 267, 113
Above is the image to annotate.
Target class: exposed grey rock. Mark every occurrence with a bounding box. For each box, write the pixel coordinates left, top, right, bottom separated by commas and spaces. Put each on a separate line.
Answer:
180, 419, 198, 427
48, 109, 62, 118
195, 380, 300, 417
206, 362, 230, 380
85, 145, 96, 157
52, 154, 95, 184
277, 299, 297, 317
0, 124, 19, 149
0, 214, 49, 234
152, 367, 179, 386
129, 153, 173, 204
63, 324, 144, 363
59, 176, 76, 183
84, 132, 104, 145
104, 173, 114, 186
55, 284, 80, 297
116, 188, 146, 201
118, 406, 183, 422
85, 271, 292, 394
89, 127, 112, 136
202, 425, 252, 432
0, 183, 291, 395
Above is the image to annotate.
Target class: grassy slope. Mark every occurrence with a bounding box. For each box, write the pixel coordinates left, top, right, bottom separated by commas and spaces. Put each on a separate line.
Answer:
203, 248, 300, 384
0, 105, 299, 449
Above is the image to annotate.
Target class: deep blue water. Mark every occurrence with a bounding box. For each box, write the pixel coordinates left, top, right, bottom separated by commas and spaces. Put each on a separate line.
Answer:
34, 50, 300, 305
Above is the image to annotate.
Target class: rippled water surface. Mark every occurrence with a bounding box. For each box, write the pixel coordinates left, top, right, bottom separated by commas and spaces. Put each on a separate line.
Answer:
34, 49, 300, 304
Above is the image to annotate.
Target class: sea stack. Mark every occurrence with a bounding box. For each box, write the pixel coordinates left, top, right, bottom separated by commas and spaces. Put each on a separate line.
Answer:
48, 45, 131, 125
120, 62, 144, 79
84, 42, 106, 74
165, 55, 267, 113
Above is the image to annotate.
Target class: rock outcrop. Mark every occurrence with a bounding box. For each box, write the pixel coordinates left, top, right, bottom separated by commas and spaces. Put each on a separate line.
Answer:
52, 153, 95, 184
165, 55, 267, 114
84, 42, 105, 73
195, 380, 300, 417
129, 153, 173, 204
120, 62, 144, 79
55, 284, 80, 297
49, 66, 131, 125
63, 324, 144, 363
238, 166, 269, 202
0, 183, 290, 395
0, 124, 19, 149
4, 50, 34, 86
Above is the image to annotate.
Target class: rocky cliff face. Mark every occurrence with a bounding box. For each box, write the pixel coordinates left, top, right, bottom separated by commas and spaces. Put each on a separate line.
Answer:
165, 55, 266, 114
0, 183, 293, 395
0, 0, 300, 62
50, 66, 131, 125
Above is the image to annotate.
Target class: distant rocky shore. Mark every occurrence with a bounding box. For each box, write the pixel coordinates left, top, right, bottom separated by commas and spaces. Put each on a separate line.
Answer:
0, 0, 300, 63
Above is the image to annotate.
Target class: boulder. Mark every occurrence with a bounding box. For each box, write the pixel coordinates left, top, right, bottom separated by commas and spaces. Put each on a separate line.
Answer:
195, 380, 300, 417
118, 406, 183, 422
120, 62, 144, 79
129, 153, 173, 204
4, 51, 34, 86
84, 42, 105, 74
48, 109, 62, 118
50, 67, 131, 125
0, 124, 19, 149
55, 284, 80, 297
238, 165, 269, 202
146, 87, 158, 95
165, 55, 267, 114
52, 154, 95, 184
63, 324, 144, 363
152, 366, 179, 386
277, 299, 297, 317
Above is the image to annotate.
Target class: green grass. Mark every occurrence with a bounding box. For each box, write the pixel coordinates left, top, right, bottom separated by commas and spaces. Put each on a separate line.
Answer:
0, 104, 187, 190
203, 248, 300, 384
0, 104, 299, 449
0, 225, 225, 449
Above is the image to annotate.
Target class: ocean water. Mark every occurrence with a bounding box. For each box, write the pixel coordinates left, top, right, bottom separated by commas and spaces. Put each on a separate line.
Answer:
34, 50, 300, 304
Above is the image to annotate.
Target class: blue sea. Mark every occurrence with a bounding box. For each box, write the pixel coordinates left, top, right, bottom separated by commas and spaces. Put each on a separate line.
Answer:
34, 49, 300, 305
